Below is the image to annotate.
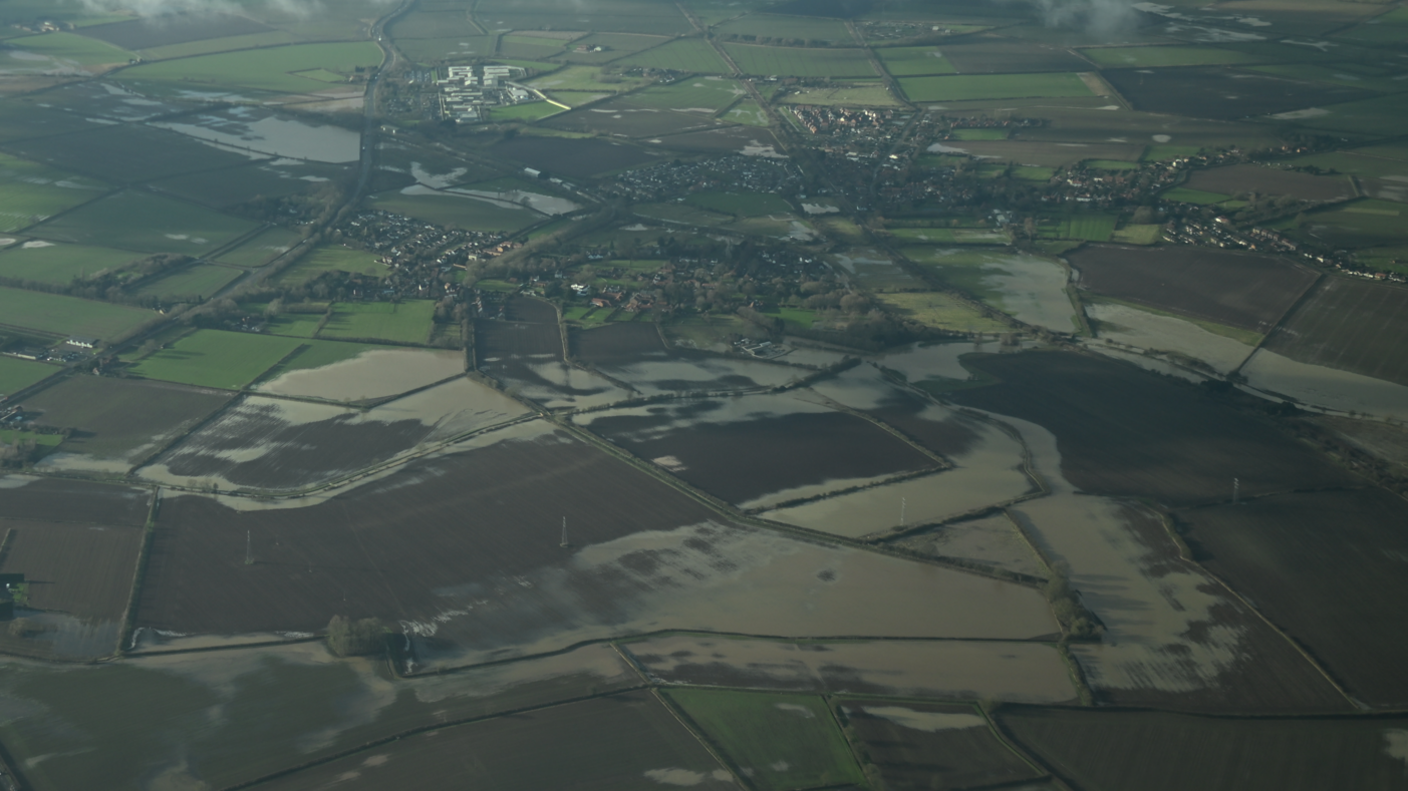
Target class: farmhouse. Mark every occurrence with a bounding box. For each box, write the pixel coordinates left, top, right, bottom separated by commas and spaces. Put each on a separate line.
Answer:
67, 336, 97, 349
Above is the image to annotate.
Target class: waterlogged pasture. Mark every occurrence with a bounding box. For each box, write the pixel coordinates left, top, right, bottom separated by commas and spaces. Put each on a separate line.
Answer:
156, 109, 363, 163
0, 241, 139, 286
628, 636, 1075, 702
905, 248, 1076, 331
1240, 349, 1408, 421
119, 42, 384, 95
255, 348, 465, 401
32, 191, 257, 255
0, 152, 108, 232
1086, 301, 1256, 374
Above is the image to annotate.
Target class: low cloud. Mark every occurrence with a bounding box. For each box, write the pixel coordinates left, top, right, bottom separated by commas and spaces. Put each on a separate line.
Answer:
1009, 0, 1142, 37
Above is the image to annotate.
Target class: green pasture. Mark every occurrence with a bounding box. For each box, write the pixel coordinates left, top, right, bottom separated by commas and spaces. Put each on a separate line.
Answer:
118, 42, 383, 94
612, 39, 731, 74
876, 290, 1009, 333
950, 128, 1007, 141
3, 31, 134, 66
0, 243, 139, 286
264, 313, 324, 338
1013, 165, 1056, 181
217, 227, 304, 268
318, 301, 435, 345
133, 264, 242, 300
0, 286, 152, 341
499, 34, 569, 60
714, 13, 853, 43
488, 102, 563, 122
393, 35, 496, 62
560, 32, 667, 63
367, 191, 541, 233
780, 84, 899, 107
1283, 149, 1408, 180
627, 78, 747, 112
1285, 95, 1408, 138
686, 190, 791, 216
0, 154, 109, 232
31, 191, 257, 255
0, 356, 57, 396
665, 690, 864, 791
528, 65, 646, 93
723, 44, 877, 78
899, 72, 1092, 102
1044, 214, 1117, 242
875, 45, 956, 76
1079, 45, 1261, 68
634, 202, 732, 227
273, 245, 384, 286
1144, 145, 1202, 161
128, 330, 306, 389
724, 99, 770, 126
762, 306, 816, 329
1161, 187, 1233, 205
139, 30, 298, 61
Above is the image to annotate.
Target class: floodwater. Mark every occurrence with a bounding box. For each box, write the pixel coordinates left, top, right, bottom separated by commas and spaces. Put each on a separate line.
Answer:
966, 408, 1267, 698
449, 186, 580, 215
1241, 348, 1408, 421
603, 356, 805, 397
405, 520, 1059, 669
869, 340, 992, 383
139, 379, 531, 491
761, 417, 1034, 537
255, 348, 466, 400
1084, 341, 1210, 383
624, 635, 1075, 703
505, 359, 631, 408
970, 252, 1075, 331
852, 706, 988, 731
894, 513, 1049, 579
156, 108, 362, 163
0, 608, 120, 661
1088, 302, 1255, 373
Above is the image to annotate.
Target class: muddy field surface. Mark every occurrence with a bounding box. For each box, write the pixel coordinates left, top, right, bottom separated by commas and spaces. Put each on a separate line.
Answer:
478, 301, 629, 407
136, 429, 722, 635
24, 376, 232, 471
840, 699, 1045, 791
257, 691, 736, 791
0, 519, 142, 620
1177, 488, 1408, 708
1102, 68, 1374, 120
1070, 245, 1318, 332
1185, 165, 1354, 202
572, 322, 667, 366
577, 397, 938, 506
502, 295, 558, 324
0, 476, 150, 526
146, 398, 438, 490
950, 352, 1357, 505
1263, 277, 1408, 387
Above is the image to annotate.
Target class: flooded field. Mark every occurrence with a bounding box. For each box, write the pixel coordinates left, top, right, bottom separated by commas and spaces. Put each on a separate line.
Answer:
625, 635, 1075, 703
1088, 301, 1256, 373
868, 340, 992, 384
413, 521, 1059, 668
156, 108, 362, 163
891, 513, 1048, 578
255, 347, 465, 401
574, 394, 939, 508
1240, 348, 1408, 421
602, 354, 806, 396
0, 640, 641, 791
140, 377, 530, 491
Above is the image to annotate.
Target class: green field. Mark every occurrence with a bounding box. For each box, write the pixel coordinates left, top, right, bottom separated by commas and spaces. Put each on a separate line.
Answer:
0, 153, 109, 232
1110, 223, 1163, 245
139, 30, 299, 61
781, 83, 899, 107
31, 191, 258, 255
318, 301, 435, 345
899, 72, 1093, 102
1276, 199, 1407, 249
723, 44, 877, 78
1161, 187, 1233, 205
0, 243, 140, 286
527, 65, 646, 93
627, 78, 748, 112
273, 245, 384, 286
761, 306, 816, 329
264, 312, 324, 338
1079, 45, 1261, 68
3, 31, 134, 67
0, 286, 153, 341
723, 98, 770, 125
715, 13, 853, 43
876, 45, 956, 76
366, 191, 541, 233
217, 227, 304, 268
666, 690, 864, 791
119, 42, 383, 94
133, 264, 243, 301
127, 330, 306, 389
615, 38, 732, 73
0, 356, 58, 396
685, 190, 792, 216
1044, 214, 1117, 242
487, 102, 563, 122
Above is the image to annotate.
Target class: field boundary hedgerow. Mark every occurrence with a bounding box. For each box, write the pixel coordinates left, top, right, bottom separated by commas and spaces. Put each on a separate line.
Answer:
116, 488, 160, 657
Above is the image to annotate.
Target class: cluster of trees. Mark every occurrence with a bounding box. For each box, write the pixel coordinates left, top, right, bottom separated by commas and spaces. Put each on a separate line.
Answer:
326, 615, 388, 657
